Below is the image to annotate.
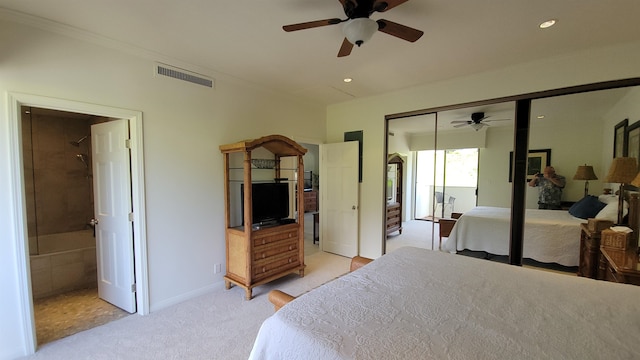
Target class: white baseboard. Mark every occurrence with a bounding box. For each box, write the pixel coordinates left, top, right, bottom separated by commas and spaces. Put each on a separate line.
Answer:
149, 280, 226, 313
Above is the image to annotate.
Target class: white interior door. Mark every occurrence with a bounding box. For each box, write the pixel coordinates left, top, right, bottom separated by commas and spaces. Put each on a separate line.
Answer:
320, 141, 359, 257
92, 119, 136, 313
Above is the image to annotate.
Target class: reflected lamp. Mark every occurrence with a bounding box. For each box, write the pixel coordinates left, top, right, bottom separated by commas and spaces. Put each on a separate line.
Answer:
573, 164, 598, 197
605, 157, 638, 224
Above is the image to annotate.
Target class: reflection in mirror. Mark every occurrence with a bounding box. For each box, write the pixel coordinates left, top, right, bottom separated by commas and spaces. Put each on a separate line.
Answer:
385, 84, 640, 276
529, 87, 635, 208
386, 114, 436, 252
387, 163, 398, 203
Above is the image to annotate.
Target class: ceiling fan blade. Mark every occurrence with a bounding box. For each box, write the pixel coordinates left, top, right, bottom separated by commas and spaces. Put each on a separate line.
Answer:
338, 38, 354, 57
373, 0, 409, 12
283, 18, 342, 32
453, 123, 468, 128
376, 19, 424, 42
451, 120, 470, 124
483, 118, 511, 123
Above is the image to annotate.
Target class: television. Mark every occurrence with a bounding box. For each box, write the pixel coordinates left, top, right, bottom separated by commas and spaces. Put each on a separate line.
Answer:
241, 182, 290, 225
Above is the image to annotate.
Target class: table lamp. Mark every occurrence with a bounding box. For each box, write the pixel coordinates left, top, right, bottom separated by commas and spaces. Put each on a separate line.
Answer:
573, 164, 598, 197
605, 157, 637, 224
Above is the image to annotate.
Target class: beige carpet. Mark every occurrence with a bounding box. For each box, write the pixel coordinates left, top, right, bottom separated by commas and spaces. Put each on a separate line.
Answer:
20, 250, 351, 360
386, 219, 438, 253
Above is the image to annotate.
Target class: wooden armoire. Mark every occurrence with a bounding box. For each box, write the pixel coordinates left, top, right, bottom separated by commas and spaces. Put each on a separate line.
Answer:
219, 135, 306, 300
386, 153, 404, 236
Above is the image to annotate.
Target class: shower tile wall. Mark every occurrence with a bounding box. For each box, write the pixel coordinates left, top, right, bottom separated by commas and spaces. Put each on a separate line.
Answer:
30, 247, 97, 298
22, 110, 94, 242
23, 108, 98, 298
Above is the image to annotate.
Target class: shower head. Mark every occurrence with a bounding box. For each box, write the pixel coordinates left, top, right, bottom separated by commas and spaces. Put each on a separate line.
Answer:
69, 135, 89, 147
76, 154, 89, 168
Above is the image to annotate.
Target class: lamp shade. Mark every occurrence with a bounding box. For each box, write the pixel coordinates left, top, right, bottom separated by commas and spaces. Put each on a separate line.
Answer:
631, 171, 640, 187
605, 157, 637, 183
572, 165, 598, 180
343, 18, 378, 46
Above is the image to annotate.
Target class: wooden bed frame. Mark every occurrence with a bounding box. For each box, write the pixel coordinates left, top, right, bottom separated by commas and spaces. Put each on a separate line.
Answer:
268, 255, 373, 311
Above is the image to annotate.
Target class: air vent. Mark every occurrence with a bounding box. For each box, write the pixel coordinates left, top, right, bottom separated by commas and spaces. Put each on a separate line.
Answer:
155, 63, 214, 88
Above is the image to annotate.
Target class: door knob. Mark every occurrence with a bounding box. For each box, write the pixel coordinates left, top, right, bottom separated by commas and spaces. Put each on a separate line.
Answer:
352, 205, 357, 210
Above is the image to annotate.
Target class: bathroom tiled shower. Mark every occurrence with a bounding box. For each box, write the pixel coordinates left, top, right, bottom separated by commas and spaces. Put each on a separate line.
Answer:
22, 107, 127, 345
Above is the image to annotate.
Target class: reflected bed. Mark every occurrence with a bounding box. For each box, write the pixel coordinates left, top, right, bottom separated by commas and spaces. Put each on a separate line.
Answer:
442, 206, 585, 266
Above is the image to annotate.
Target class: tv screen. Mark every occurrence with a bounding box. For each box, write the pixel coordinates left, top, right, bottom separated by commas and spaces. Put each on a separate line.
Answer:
241, 182, 290, 225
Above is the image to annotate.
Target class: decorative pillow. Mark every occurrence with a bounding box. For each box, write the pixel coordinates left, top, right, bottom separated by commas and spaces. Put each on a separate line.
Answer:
595, 199, 629, 222
568, 195, 606, 219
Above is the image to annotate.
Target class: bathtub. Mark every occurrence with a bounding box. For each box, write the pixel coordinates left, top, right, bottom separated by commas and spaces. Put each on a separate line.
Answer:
29, 230, 97, 299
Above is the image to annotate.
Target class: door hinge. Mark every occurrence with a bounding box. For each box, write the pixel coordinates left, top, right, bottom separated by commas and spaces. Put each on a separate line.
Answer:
125, 139, 132, 149
131, 283, 137, 293
128, 212, 134, 221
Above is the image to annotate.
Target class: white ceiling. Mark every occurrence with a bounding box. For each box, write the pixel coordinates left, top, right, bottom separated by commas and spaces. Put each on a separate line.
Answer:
388, 86, 634, 134
1, 0, 640, 106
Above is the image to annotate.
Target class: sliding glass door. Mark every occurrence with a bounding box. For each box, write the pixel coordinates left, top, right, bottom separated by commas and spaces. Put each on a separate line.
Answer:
415, 148, 478, 220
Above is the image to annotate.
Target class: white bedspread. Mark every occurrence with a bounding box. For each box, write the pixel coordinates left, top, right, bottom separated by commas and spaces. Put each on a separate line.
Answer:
442, 206, 585, 266
249, 247, 640, 360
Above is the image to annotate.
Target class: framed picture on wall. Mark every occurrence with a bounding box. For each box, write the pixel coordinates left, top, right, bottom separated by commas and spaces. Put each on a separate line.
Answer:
508, 148, 551, 182
614, 118, 628, 158
626, 120, 640, 170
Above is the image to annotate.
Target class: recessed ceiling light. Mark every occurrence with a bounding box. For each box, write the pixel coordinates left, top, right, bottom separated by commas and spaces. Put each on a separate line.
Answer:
343, 77, 352, 83
539, 19, 556, 29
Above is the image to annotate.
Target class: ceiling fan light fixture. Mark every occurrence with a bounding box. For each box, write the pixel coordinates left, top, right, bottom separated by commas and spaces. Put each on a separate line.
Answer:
343, 18, 379, 47
470, 123, 484, 131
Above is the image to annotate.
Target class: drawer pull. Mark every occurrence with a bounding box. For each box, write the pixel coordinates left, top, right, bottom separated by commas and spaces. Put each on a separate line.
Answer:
262, 267, 266, 273
262, 253, 266, 259
288, 258, 292, 263
288, 246, 293, 251
262, 239, 266, 245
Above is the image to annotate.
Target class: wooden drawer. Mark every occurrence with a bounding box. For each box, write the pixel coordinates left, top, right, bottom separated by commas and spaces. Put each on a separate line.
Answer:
253, 239, 298, 261
253, 250, 299, 280
304, 191, 317, 212
387, 218, 400, 229
387, 210, 400, 219
252, 227, 298, 247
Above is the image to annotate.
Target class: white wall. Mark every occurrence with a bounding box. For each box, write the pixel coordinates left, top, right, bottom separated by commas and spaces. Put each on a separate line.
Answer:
602, 87, 640, 174
327, 40, 640, 259
0, 18, 325, 358
410, 128, 487, 151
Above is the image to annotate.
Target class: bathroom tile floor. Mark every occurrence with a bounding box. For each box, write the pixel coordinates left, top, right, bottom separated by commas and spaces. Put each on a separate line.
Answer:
34, 287, 130, 346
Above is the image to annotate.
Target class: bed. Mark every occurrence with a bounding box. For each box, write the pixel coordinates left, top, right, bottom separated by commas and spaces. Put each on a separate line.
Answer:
441, 206, 586, 266
249, 246, 640, 359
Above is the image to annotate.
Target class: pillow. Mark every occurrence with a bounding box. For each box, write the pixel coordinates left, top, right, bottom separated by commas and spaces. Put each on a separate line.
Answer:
568, 195, 606, 219
595, 199, 629, 222
598, 194, 619, 204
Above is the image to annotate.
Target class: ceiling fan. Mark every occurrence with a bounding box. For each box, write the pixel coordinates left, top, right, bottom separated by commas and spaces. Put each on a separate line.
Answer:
283, 0, 424, 57
451, 112, 511, 131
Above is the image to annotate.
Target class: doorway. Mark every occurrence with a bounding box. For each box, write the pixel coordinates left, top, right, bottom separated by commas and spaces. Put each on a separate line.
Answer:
300, 142, 320, 256
21, 106, 127, 344
7, 93, 149, 354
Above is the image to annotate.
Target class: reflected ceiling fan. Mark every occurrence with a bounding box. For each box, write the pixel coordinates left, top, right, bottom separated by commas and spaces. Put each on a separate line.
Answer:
451, 112, 511, 131
283, 0, 424, 57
